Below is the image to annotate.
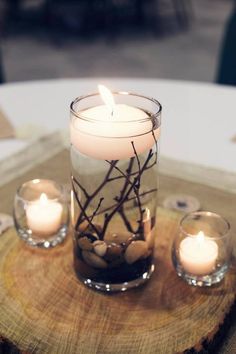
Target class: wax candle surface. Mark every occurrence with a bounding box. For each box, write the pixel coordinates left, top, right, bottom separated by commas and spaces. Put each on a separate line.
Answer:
26, 193, 63, 235
70, 104, 160, 160
179, 231, 218, 275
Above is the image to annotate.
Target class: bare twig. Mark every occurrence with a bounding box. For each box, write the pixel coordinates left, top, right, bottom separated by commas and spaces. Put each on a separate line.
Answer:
80, 188, 157, 222
105, 157, 136, 233
118, 208, 134, 233
101, 149, 154, 236
131, 141, 144, 229
73, 132, 158, 240
72, 177, 101, 237
106, 160, 134, 188
75, 160, 118, 229
90, 197, 104, 225
72, 175, 90, 199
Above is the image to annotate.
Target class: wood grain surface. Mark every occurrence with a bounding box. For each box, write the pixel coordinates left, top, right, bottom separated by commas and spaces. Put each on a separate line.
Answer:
0, 150, 236, 354
0, 209, 235, 354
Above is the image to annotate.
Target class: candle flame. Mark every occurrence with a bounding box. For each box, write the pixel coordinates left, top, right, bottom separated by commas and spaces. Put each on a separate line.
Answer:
39, 193, 48, 205
32, 179, 40, 184
196, 231, 205, 244
98, 84, 115, 117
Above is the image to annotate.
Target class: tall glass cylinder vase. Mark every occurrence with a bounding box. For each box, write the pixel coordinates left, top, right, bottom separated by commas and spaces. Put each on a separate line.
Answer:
70, 91, 162, 292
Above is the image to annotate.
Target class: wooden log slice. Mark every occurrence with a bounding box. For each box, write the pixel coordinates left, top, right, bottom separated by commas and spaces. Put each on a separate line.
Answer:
0, 208, 235, 354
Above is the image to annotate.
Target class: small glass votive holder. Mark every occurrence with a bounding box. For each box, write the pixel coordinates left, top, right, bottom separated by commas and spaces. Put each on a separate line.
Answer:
172, 211, 231, 287
14, 179, 69, 249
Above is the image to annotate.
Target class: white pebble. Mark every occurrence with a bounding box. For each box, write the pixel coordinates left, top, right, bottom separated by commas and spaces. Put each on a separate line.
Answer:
93, 240, 107, 257
125, 240, 149, 264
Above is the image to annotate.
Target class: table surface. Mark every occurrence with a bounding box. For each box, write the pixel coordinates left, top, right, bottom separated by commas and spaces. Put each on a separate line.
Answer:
1, 149, 236, 354
0, 79, 236, 353
0, 78, 235, 173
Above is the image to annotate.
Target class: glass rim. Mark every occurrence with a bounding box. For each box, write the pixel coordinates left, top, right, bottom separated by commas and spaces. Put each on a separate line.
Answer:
16, 179, 64, 203
179, 211, 230, 239
70, 91, 162, 124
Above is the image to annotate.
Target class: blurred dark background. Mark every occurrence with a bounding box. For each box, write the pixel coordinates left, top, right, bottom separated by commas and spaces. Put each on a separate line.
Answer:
0, 0, 234, 83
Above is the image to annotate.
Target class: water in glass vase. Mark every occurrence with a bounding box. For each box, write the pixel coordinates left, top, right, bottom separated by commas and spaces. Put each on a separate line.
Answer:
71, 142, 158, 292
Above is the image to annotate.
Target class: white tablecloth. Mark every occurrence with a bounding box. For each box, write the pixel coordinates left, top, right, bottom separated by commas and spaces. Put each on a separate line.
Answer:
0, 78, 235, 173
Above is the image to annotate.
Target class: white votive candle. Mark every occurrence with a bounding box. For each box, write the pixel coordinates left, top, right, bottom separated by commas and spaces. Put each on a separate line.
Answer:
71, 104, 160, 160
26, 193, 63, 235
179, 231, 218, 275
70, 86, 160, 160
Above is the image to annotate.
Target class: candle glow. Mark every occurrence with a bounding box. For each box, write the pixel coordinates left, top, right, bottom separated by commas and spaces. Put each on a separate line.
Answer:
98, 84, 115, 117
26, 193, 63, 236
70, 86, 161, 160
179, 231, 218, 275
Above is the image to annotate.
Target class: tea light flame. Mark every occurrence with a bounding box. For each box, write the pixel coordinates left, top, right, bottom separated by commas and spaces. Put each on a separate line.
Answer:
179, 229, 218, 275
196, 230, 205, 245
39, 193, 48, 206
98, 84, 115, 117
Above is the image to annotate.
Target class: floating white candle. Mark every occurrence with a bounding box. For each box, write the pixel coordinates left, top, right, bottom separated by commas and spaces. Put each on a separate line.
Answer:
70, 86, 160, 160
26, 193, 63, 236
179, 231, 218, 275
